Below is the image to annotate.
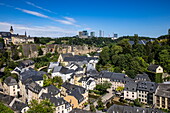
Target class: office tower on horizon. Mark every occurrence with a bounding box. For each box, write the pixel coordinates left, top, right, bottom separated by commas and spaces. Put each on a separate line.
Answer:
90, 32, 95, 38
99, 30, 102, 37
79, 30, 88, 38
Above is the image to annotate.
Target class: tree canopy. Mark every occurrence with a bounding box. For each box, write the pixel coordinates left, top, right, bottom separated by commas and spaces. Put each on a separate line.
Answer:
97, 37, 170, 79
27, 99, 55, 113
0, 102, 14, 113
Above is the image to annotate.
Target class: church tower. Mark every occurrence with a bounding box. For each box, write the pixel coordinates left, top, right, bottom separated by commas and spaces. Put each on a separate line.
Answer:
10, 26, 14, 34
25, 31, 27, 37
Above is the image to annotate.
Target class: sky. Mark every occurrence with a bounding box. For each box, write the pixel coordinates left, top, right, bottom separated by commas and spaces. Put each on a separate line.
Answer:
0, 0, 170, 38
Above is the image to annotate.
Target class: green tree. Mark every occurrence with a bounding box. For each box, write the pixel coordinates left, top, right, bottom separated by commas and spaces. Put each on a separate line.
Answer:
38, 47, 43, 56
0, 102, 14, 113
134, 99, 142, 107
110, 45, 123, 55
117, 39, 132, 54
95, 81, 112, 95
116, 86, 124, 92
43, 74, 52, 87
100, 46, 110, 65
158, 49, 170, 73
27, 99, 55, 113
97, 98, 104, 110
90, 104, 96, 112
52, 76, 63, 88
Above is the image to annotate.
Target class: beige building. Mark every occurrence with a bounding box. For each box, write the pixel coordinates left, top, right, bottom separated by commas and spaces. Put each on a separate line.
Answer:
61, 82, 88, 109
96, 71, 131, 90
148, 64, 163, 73
3, 76, 18, 97
155, 83, 170, 110
27, 81, 43, 103
0, 26, 34, 45
137, 81, 157, 104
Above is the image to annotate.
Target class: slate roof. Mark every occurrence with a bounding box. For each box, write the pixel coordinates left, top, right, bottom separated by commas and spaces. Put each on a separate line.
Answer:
86, 70, 99, 76
87, 80, 94, 85
98, 71, 132, 82
48, 62, 59, 69
13, 67, 22, 74
62, 82, 86, 103
45, 85, 60, 96
27, 82, 42, 94
148, 64, 161, 73
11, 100, 28, 112
20, 68, 45, 82
70, 108, 95, 113
137, 81, 157, 93
60, 67, 75, 74
107, 104, 164, 113
124, 81, 137, 92
39, 93, 52, 99
49, 97, 71, 108
0, 93, 14, 105
53, 66, 75, 74
135, 73, 151, 82
69, 89, 84, 103
19, 60, 35, 68
53, 66, 62, 72
62, 82, 86, 94
0, 32, 11, 38
4, 76, 17, 86
61, 53, 73, 59
155, 83, 170, 98
128, 40, 148, 45
78, 76, 91, 82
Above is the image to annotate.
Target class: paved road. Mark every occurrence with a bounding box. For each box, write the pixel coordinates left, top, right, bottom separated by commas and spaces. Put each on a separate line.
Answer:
101, 88, 113, 103
37, 66, 48, 71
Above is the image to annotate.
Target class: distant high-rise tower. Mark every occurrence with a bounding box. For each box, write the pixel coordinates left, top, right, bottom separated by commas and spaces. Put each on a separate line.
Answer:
10, 26, 14, 34
168, 29, 170, 35
99, 30, 102, 37
114, 34, 118, 38
103, 31, 104, 37
90, 32, 95, 38
79, 30, 88, 38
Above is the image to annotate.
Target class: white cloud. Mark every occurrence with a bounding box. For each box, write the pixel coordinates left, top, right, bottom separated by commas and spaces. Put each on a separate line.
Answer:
85, 28, 92, 30
0, 22, 77, 37
64, 17, 76, 23
15, 7, 79, 26
25, 1, 57, 14
16, 8, 49, 18
0, 3, 80, 26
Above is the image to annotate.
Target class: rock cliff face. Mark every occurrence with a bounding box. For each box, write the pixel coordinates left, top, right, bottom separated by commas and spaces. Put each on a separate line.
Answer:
22, 44, 38, 58
12, 44, 99, 59
56, 44, 99, 55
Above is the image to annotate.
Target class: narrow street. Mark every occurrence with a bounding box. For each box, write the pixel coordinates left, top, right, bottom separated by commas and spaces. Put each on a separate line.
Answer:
84, 88, 113, 112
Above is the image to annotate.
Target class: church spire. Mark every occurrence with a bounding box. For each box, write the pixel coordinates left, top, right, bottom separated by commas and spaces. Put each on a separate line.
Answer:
10, 26, 14, 34
25, 31, 27, 37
